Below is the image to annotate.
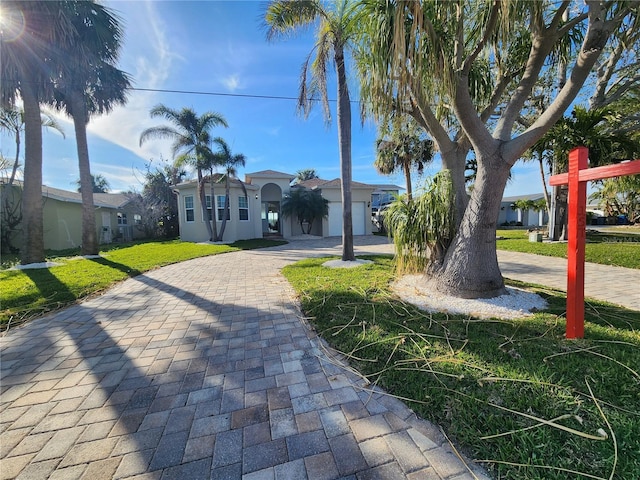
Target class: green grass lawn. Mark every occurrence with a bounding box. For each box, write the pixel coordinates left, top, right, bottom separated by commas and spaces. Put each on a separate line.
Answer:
496, 229, 640, 269
283, 256, 640, 480
1, 238, 285, 327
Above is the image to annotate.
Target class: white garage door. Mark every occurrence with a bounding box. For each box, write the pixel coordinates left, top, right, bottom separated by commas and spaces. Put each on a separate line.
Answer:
328, 202, 366, 236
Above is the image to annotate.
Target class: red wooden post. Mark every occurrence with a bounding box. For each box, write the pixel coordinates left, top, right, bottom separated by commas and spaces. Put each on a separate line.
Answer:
549, 150, 640, 339
566, 147, 588, 338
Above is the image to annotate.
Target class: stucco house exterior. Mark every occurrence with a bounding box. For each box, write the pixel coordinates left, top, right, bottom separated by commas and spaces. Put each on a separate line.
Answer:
499, 193, 549, 227
1, 180, 144, 252
172, 170, 376, 242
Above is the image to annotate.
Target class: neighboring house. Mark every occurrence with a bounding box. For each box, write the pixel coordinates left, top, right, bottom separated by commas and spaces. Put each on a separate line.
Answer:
1, 180, 143, 251
173, 170, 376, 242
370, 184, 403, 213
499, 193, 549, 227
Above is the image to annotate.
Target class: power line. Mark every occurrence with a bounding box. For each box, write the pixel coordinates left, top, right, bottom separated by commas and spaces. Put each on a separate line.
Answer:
129, 86, 360, 104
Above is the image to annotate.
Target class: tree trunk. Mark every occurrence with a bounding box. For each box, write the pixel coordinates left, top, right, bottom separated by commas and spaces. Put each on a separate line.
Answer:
198, 168, 213, 241
403, 161, 413, 200
431, 155, 510, 298
71, 92, 98, 255
335, 46, 355, 261
537, 153, 551, 218
440, 145, 470, 228
20, 82, 45, 265
552, 185, 568, 241
208, 173, 218, 242
335, 45, 356, 262
218, 182, 230, 242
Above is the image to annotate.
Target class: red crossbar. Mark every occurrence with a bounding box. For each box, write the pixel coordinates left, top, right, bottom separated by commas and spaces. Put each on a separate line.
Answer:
549, 159, 640, 186
548, 150, 640, 339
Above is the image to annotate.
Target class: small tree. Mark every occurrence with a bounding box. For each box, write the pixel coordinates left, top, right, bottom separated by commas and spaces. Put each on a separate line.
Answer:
385, 171, 455, 275
281, 188, 329, 234
76, 174, 110, 193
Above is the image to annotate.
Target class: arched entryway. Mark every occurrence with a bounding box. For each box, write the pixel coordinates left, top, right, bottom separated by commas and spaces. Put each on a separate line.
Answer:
260, 183, 282, 237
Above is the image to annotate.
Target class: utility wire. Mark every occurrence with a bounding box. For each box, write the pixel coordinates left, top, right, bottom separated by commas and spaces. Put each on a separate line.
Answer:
130, 86, 360, 104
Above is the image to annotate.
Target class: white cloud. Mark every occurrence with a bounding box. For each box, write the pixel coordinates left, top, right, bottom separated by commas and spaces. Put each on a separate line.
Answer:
85, 1, 182, 163
222, 74, 243, 92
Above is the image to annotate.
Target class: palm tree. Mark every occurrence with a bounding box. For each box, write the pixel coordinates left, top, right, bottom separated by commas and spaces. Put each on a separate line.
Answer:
1, 1, 75, 264
295, 169, 319, 183
139, 105, 228, 241
265, 0, 361, 261
52, 1, 131, 256
0, 107, 65, 189
210, 138, 247, 242
281, 187, 329, 234
375, 115, 434, 200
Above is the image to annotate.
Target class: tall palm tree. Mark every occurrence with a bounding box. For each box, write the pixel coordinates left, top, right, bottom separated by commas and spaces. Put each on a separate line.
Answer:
0, 107, 65, 189
210, 138, 246, 242
375, 115, 434, 200
139, 105, 228, 241
1, 1, 75, 264
53, 1, 131, 256
265, 0, 361, 261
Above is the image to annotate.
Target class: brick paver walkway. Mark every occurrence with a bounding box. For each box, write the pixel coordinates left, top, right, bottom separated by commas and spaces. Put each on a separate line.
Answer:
1, 237, 489, 480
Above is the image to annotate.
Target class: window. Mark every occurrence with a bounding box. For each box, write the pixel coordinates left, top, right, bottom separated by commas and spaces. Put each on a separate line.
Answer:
134, 214, 142, 225
185, 195, 194, 222
204, 195, 213, 221
238, 196, 249, 221
216, 195, 230, 221
117, 212, 127, 225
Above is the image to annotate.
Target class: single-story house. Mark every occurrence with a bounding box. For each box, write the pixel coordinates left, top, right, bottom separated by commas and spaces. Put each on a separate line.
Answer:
1, 180, 144, 252
498, 193, 549, 227
172, 170, 377, 242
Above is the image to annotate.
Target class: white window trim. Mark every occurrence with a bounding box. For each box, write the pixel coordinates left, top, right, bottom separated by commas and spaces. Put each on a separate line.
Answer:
184, 195, 195, 223
203, 195, 213, 223
216, 195, 230, 222
238, 196, 249, 222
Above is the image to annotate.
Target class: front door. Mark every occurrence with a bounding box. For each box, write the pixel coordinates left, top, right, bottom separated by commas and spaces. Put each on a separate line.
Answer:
261, 201, 280, 235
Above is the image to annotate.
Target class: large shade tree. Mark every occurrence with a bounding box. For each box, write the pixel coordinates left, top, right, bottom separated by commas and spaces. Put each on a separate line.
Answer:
359, 1, 639, 298
52, 1, 131, 256
139, 105, 228, 241
265, 0, 360, 261
1, 1, 75, 264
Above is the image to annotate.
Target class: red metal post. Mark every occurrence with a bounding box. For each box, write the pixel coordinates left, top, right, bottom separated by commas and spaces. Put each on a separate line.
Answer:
566, 147, 588, 339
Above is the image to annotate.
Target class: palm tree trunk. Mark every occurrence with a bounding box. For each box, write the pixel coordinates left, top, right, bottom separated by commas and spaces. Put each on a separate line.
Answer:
208, 177, 218, 242
402, 161, 413, 200
8, 126, 20, 187
20, 82, 45, 264
335, 46, 355, 261
218, 180, 230, 242
71, 92, 98, 255
197, 168, 213, 241
537, 152, 551, 217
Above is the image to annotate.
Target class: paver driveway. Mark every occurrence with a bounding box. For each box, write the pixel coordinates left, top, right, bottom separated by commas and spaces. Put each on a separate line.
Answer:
1, 237, 488, 480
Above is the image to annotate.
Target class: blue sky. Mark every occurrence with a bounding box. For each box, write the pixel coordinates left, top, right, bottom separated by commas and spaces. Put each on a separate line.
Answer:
1, 0, 543, 196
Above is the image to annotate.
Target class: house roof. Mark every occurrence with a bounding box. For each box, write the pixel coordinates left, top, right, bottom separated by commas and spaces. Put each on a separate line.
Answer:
296, 178, 376, 190
4, 180, 132, 209
502, 193, 545, 203
370, 184, 404, 193
244, 170, 295, 183
173, 176, 259, 191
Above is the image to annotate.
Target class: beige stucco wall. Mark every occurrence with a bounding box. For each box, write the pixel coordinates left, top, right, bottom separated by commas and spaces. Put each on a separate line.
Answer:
175, 183, 261, 243
319, 186, 374, 236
